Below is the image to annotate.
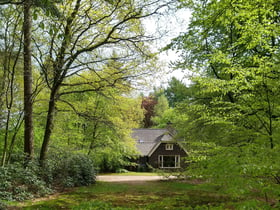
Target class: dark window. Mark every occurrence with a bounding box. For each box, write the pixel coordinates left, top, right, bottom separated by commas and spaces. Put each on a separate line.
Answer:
158, 155, 180, 168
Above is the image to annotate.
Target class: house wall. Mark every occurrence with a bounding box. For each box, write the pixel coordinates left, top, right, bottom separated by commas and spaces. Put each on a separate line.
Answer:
149, 143, 187, 169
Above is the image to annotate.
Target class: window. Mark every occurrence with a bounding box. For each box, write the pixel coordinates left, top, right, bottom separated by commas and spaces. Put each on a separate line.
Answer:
158, 155, 180, 168
138, 139, 144, 143
165, 143, 173, 150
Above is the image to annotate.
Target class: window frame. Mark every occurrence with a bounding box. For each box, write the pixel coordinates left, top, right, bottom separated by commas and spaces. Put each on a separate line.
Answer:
165, 143, 173, 150
158, 155, 180, 168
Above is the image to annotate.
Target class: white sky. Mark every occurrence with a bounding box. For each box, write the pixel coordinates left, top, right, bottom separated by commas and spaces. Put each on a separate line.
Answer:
142, 7, 192, 94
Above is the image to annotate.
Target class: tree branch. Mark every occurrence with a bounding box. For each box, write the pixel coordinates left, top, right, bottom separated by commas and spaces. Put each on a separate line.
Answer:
0, 0, 23, 5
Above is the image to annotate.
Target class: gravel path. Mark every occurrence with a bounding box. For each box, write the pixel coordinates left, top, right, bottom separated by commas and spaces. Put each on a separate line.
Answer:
97, 175, 171, 182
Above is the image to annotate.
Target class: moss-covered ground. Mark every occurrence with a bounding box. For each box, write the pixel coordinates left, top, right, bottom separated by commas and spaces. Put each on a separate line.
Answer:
7, 179, 275, 209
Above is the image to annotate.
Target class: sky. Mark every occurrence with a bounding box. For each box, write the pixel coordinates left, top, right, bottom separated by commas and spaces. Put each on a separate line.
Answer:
142, 7, 192, 93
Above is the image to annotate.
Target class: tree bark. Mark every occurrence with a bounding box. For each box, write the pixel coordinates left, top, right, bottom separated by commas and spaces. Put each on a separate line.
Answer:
39, 0, 82, 166
7, 112, 24, 164
1, 110, 10, 166
23, 0, 34, 160
39, 88, 58, 165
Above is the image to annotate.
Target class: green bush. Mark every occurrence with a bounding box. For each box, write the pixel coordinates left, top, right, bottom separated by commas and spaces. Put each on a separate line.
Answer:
0, 161, 52, 202
0, 151, 96, 203
115, 168, 129, 173
0, 201, 7, 210
44, 151, 96, 188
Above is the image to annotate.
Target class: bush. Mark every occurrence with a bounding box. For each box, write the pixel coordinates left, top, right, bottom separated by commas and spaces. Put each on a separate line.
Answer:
0, 161, 52, 202
116, 168, 129, 173
0, 201, 7, 210
0, 151, 96, 203
44, 151, 96, 188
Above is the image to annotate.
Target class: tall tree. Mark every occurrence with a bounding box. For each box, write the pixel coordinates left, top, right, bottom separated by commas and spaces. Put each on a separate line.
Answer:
41, 69, 144, 171
0, 0, 61, 161
141, 96, 157, 128
169, 0, 280, 148
167, 0, 280, 198
23, 0, 34, 160
164, 77, 190, 107
0, 6, 24, 166
151, 94, 169, 127
32, 0, 174, 164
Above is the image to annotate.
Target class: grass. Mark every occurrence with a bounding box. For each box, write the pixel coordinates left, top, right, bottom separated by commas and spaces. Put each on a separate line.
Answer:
7, 179, 276, 210
99, 172, 159, 176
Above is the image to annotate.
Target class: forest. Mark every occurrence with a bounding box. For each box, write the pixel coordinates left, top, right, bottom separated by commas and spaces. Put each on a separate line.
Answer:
0, 0, 280, 209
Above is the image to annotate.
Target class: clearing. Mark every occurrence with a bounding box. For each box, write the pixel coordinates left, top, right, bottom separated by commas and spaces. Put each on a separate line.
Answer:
97, 174, 174, 182
7, 174, 275, 209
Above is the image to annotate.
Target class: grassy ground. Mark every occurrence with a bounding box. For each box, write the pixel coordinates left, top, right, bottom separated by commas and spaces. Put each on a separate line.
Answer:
99, 172, 159, 176
7, 179, 275, 210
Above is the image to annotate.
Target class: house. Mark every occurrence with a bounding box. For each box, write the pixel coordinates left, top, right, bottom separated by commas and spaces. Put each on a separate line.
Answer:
131, 128, 188, 170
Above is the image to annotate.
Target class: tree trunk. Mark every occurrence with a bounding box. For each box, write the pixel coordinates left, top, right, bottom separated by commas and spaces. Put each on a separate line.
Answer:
39, 0, 81, 166
7, 113, 24, 164
0, 60, 7, 139
23, 0, 34, 160
1, 110, 11, 166
39, 89, 58, 165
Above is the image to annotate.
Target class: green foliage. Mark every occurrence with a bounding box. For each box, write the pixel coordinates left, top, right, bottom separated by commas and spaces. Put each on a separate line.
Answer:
43, 150, 96, 188
0, 151, 96, 203
165, 0, 280, 207
152, 94, 169, 127
154, 94, 169, 116
33, 0, 62, 18
1, 0, 162, 175
51, 87, 142, 173
152, 108, 177, 128
92, 145, 137, 173
186, 143, 280, 193
164, 77, 191, 107
0, 160, 52, 202
0, 201, 7, 210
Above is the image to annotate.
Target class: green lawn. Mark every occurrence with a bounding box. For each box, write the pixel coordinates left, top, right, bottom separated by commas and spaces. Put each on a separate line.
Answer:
99, 172, 159, 176
9, 180, 274, 210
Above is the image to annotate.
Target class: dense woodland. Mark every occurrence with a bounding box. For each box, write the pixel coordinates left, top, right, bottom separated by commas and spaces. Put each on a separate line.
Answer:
0, 0, 280, 208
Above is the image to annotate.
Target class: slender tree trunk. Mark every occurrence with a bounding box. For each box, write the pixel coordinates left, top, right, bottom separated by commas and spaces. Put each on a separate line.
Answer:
39, 89, 58, 165
7, 113, 24, 164
0, 61, 7, 140
88, 123, 98, 156
0, 50, 8, 167
23, 0, 34, 160
0, 80, 6, 131
1, 110, 11, 166
39, 0, 81, 166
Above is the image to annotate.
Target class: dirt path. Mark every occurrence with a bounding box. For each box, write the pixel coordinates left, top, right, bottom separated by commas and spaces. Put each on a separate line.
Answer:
97, 175, 173, 182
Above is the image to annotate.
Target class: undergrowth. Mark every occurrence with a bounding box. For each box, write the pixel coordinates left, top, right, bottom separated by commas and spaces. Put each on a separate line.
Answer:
0, 151, 96, 204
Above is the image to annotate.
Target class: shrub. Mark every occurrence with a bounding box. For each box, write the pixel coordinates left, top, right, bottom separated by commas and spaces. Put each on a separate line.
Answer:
116, 168, 129, 173
0, 161, 52, 202
0, 201, 7, 210
0, 151, 96, 203
44, 151, 96, 188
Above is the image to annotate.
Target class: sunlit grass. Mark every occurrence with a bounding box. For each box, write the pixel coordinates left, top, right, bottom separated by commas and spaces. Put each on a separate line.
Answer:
98, 172, 159, 176
10, 180, 274, 209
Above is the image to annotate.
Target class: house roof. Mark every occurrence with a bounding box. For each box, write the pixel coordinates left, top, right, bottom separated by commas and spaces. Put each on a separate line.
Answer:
131, 128, 174, 156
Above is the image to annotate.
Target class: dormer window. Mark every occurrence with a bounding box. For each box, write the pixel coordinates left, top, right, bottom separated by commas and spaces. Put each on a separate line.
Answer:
165, 143, 173, 150
138, 139, 144, 143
